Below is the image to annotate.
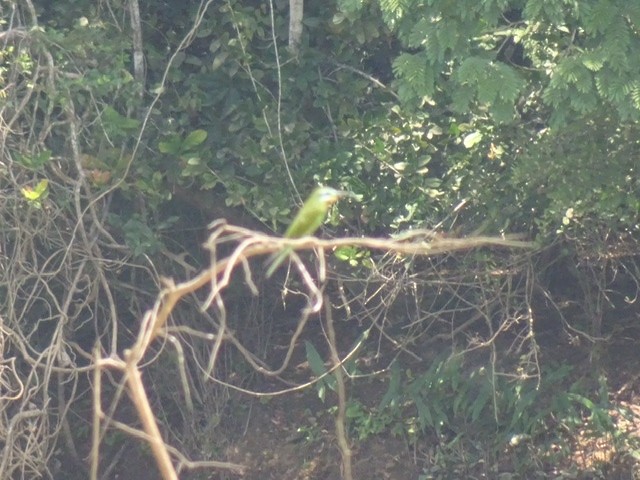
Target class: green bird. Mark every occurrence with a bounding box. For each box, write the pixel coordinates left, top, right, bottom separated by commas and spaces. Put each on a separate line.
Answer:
265, 186, 352, 277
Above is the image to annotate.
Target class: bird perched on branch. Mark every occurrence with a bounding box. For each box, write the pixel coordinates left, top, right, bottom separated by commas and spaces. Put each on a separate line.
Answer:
265, 186, 353, 277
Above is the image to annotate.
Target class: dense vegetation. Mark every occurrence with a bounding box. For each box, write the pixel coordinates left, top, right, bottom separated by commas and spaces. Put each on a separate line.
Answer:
1, 0, 639, 478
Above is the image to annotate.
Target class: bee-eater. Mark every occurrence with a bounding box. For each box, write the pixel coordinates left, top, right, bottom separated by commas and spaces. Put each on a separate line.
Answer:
265, 186, 352, 277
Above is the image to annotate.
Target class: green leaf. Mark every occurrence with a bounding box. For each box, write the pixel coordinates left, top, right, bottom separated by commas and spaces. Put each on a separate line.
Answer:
463, 131, 483, 149
183, 129, 208, 149
338, 0, 364, 15
103, 106, 140, 131
305, 341, 327, 377
21, 179, 49, 201
470, 384, 492, 422
411, 393, 433, 431
317, 383, 326, 402
378, 360, 402, 409
158, 137, 182, 154
15, 150, 52, 170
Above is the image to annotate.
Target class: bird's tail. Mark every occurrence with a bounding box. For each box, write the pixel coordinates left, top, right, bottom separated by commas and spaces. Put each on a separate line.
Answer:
264, 248, 291, 278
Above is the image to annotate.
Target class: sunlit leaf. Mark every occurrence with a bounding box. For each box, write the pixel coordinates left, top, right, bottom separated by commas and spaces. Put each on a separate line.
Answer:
183, 129, 208, 149
21, 179, 49, 201
463, 131, 483, 149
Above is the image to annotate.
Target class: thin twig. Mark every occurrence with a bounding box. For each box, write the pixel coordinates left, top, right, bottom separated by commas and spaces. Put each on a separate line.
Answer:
325, 296, 353, 480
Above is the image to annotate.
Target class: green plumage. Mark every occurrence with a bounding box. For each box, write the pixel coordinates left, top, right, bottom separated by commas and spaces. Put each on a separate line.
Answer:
265, 187, 350, 277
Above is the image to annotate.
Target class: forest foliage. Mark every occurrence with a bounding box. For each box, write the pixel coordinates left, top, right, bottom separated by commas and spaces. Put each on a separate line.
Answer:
4, 0, 638, 239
